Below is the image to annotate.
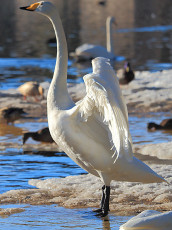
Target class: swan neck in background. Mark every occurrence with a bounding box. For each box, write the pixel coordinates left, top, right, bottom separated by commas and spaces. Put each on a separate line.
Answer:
106, 18, 114, 55
47, 9, 73, 110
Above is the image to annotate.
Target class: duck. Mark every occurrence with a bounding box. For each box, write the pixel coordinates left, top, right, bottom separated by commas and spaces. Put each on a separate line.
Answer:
70, 16, 117, 62
120, 210, 172, 230
147, 119, 172, 131
20, 1, 166, 217
0, 107, 26, 124
23, 127, 54, 144
18, 81, 44, 101
118, 62, 135, 85
97, 0, 106, 6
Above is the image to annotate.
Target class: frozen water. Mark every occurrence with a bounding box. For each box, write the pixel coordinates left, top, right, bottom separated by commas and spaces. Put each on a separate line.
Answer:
0, 162, 171, 216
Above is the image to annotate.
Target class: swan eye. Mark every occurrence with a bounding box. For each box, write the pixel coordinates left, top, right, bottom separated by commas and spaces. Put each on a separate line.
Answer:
41, 2, 44, 5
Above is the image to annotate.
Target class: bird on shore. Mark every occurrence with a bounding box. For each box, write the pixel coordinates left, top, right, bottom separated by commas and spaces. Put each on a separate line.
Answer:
23, 127, 54, 144
18, 81, 44, 101
70, 16, 117, 62
0, 107, 26, 124
147, 119, 172, 131
118, 62, 135, 85
20, 1, 166, 217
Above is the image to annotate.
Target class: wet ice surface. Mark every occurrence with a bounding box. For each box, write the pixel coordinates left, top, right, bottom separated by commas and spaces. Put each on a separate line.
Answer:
0, 164, 171, 216
0, 204, 131, 230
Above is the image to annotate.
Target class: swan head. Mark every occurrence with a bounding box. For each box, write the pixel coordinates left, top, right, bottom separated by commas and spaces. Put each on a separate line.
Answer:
20, 1, 54, 16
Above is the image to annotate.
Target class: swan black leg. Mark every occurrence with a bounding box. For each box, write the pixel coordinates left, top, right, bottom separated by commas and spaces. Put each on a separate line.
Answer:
101, 186, 110, 217
94, 185, 110, 217
93, 185, 105, 213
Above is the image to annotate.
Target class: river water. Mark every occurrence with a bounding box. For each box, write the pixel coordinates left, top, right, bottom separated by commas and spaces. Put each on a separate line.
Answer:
0, 0, 172, 229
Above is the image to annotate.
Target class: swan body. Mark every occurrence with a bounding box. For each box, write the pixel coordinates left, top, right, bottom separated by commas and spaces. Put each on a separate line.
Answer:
70, 16, 116, 62
0, 107, 26, 124
23, 127, 54, 144
21, 1, 166, 217
120, 210, 172, 230
73, 43, 115, 61
18, 81, 44, 101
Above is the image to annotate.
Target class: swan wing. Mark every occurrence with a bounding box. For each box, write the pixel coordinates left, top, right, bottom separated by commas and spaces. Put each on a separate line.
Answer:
77, 57, 133, 161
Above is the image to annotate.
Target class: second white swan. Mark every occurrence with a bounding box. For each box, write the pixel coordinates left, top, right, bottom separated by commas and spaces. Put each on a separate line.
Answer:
70, 16, 116, 62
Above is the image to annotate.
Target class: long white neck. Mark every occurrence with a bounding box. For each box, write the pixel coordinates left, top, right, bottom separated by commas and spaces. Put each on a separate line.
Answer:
46, 9, 74, 111
106, 17, 114, 55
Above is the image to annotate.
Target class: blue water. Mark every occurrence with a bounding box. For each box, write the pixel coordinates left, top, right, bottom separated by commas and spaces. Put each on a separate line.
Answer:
0, 204, 131, 230
129, 113, 172, 145
0, 151, 85, 194
0, 58, 86, 90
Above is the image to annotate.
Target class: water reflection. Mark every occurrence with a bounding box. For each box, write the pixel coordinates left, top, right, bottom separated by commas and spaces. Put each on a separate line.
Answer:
0, 124, 23, 137
0, 151, 86, 194
102, 219, 111, 230
0, 0, 171, 71
0, 204, 131, 229
0, 0, 16, 58
0, 0, 172, 91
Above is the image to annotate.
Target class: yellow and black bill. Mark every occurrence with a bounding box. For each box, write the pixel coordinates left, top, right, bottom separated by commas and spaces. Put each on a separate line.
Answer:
20, 3, 40, 11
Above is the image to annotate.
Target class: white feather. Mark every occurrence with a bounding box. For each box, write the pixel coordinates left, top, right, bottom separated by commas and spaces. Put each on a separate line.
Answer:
78, 57, 133, 162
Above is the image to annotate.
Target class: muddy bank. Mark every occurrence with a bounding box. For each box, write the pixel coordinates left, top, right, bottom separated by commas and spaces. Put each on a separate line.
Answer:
0, 161, 171, 216
0, 83, 84, 118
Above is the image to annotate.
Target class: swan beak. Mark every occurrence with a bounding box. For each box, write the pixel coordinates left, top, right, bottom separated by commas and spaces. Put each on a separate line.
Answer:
20, 3, 40, 11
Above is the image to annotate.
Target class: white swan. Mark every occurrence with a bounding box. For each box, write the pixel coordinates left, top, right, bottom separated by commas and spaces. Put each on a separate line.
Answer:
20, 1, 166, 217
120, 210, 172, 230
70, 16, 116, 62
